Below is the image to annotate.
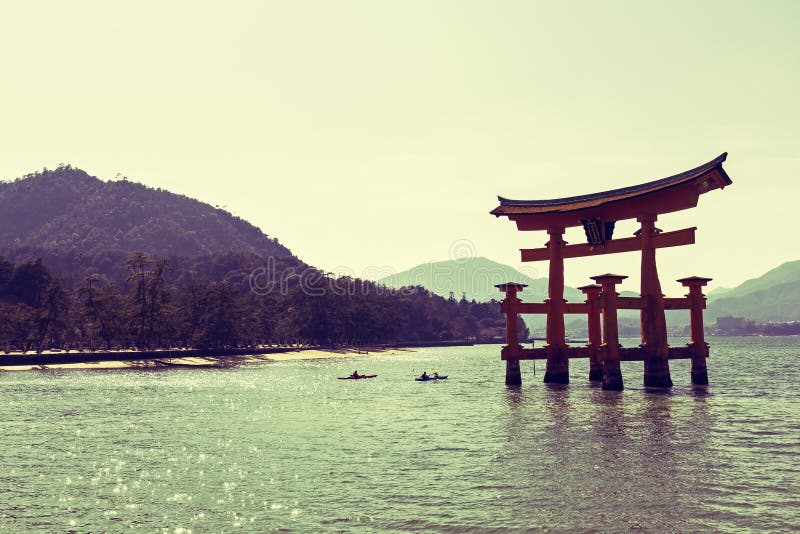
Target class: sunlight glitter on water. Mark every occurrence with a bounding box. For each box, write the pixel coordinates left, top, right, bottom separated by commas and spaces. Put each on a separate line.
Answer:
1, 339, 798, 531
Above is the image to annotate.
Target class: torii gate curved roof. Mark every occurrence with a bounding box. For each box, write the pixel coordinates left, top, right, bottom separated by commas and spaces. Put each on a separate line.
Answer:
491, 153, 731, 231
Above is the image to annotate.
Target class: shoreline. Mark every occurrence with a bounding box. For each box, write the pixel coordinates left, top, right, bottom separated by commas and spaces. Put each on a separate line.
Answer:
0, 345, 429, 372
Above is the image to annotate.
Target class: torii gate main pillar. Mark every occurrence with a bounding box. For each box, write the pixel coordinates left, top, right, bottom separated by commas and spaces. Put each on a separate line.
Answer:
544, 226, 569, 384
638, 214, 672, 388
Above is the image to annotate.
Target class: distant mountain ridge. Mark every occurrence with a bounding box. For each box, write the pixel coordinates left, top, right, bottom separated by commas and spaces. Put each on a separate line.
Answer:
708, 260, 800, 302
706, 260, 800, 322
376, 257, 584, 303
378, 256, 800, 330
377, 257, 593, 332
0, 165, 296, 283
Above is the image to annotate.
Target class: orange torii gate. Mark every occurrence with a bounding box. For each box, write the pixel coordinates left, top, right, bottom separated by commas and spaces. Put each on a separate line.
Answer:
491, 154, 732, 390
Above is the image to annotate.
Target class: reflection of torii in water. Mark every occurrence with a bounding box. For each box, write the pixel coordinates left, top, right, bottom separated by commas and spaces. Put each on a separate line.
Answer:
491, 154, 732, 390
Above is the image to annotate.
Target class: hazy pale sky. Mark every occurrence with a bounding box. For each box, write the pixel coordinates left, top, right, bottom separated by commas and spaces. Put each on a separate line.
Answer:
1, 1, 798, 293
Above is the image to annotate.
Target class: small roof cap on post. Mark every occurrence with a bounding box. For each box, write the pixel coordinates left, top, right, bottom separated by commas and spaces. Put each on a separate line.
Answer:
677, 276, 713, 286
590, 273, 628, 285
577, 283, 602, 292
495, 282, 528, 292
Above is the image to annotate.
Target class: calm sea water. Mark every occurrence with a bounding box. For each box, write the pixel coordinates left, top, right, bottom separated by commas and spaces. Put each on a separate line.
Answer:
1, 337, 798, 532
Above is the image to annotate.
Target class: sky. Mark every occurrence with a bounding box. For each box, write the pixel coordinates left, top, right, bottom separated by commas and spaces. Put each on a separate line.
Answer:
1, 1, 798, 294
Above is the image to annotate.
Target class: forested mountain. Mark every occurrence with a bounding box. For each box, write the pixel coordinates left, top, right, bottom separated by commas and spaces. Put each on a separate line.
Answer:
707, 282, 800, 322
0, 165, 292, 284
0, 166, 521, 350
706, 261, 800, 322
708, 260, 800, 302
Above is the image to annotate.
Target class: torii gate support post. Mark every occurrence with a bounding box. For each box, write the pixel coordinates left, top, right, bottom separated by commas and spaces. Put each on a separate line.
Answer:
544, 226, 569, 384
638, 214, 673, 388
496, 283, 526, 386
679, 276, 712, 385
579, 284, 603, 381
592, 274, 626, 391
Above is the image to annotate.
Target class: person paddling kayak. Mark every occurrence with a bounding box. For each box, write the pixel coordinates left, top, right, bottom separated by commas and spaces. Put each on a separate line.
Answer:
416, 371, 448, 381
337, 372, 377, 380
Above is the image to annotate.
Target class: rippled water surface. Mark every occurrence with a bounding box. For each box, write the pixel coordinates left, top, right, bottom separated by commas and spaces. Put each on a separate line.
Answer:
1, 337, 799, 532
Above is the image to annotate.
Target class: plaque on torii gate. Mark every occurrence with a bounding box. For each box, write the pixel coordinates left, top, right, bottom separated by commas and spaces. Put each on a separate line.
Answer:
491, 153, 732, 388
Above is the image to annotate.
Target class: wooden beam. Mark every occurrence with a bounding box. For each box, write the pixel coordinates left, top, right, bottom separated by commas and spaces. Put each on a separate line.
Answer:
618, 296, 642, 309
501, 347, 548, 360
564, 303, 589, 314
663, 297, 692, 310
517, 302, 589, 314
502, 346, 693, 361
616, 347, 646, 361
520, 227, 696, 262
595, 346, 695, 361
502, 346, 592, 360
517, 302, 548, 314
600, 296, 693, 310
668, 346, 694, 359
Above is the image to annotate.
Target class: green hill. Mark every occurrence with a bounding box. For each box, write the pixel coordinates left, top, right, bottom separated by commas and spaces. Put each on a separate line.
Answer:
706, 261, 800, 322
708, 260, 800, 303
377, 257, 593, 333
0, 165, 295, 284
376, 257, 585, 303
0, 166, 514, 350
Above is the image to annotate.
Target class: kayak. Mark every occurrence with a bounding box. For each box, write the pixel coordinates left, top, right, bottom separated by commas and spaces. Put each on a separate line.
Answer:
337, 374, 377, 380
415, 375, 448, 381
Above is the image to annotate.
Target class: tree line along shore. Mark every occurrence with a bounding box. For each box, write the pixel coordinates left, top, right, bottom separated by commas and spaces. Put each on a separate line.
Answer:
0, 253, 528, 356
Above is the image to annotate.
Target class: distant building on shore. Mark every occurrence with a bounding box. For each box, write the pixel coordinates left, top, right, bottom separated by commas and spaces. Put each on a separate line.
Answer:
713, 316, 800, 336
716, 316, 752, 332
